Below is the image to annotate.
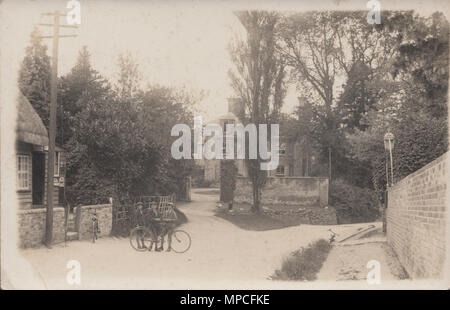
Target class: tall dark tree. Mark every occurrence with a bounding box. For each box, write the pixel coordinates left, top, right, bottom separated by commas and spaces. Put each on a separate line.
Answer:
229, 11, 286, 213
18, 27, 51, 128
59, 46, 109, 145
60, 47, 114, 205
337, 61, 375, 131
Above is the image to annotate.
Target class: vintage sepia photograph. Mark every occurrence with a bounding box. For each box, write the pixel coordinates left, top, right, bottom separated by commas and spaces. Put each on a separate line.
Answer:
0, 0, 449, 292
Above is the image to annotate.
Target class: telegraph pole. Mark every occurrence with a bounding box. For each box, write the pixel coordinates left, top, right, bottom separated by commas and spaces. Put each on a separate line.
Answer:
39, 11, 77, 246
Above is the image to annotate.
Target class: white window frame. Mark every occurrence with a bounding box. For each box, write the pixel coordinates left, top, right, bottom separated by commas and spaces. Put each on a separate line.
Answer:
17, 154, 30, 190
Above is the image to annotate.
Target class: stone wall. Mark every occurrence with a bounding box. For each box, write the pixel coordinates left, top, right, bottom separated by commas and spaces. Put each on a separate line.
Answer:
233, 176, 335, 225
266, 205, 337, 225
387, 152, 448, 279
234, 176, 329, 207
17, 207, 65, 248
75, 204, 112, 240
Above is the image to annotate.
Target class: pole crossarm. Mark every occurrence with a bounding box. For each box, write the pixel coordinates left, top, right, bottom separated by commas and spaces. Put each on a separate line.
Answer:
41, 12, 67, 16
39, 35, 78, 39
38, 23, 78, 29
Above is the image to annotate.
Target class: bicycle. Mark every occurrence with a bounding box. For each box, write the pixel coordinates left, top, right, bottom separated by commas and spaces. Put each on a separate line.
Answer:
91, 210, 101, 243
130, 223, 191, 253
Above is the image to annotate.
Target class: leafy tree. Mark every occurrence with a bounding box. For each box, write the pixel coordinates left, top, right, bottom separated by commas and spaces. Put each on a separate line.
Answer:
229, 11, 287, 213
278, 12, 348, 182
135, 86, 197, 196
18, 27, 51, 128
58, 46, 110, 145
115, 51, 142, 99
60, 47, 114, 206
347, 11, 449, 198
337, 61, 375, 130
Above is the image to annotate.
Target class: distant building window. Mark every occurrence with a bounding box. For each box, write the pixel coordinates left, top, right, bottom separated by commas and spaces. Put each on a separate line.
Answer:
17, 154, 30, 190
223, 119, 235, 129
276, 165, 285, 176
279, 143, 286, 155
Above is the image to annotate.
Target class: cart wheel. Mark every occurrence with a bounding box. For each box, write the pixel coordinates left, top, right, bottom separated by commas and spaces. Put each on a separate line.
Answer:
130, 226, 154, 252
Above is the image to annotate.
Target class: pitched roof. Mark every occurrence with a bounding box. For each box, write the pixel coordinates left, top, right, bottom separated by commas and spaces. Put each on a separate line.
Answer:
207, 111, 240, 125
16, 92, 49, 146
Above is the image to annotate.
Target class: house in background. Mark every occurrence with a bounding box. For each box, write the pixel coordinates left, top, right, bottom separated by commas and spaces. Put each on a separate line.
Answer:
270, 135, 316, 177
196, 99, 247, 183
16, 92, 66, 209
196, 98, 316, 183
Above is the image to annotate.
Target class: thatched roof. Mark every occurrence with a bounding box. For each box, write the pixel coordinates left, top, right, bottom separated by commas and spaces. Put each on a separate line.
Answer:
16, 93, 48, 146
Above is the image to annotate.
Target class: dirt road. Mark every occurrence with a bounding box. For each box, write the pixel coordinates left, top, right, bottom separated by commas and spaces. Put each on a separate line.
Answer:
14, 189, 375, 289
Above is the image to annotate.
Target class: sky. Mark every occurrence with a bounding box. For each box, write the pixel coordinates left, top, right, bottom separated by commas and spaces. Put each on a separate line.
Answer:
1, 0, 447, 121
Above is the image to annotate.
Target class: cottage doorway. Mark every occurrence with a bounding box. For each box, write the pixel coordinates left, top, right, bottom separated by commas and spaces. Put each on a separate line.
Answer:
32, 152, 45, 205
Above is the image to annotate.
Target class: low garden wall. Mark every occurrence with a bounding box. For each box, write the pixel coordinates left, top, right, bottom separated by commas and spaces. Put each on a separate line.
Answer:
233, 176, 336, 225
387, 152, 448, 279
234, 176, 329, 206
17, 203, 113, 248
75, 204, 113, 240
17, 207, 65, 248
266, 205, 337, 225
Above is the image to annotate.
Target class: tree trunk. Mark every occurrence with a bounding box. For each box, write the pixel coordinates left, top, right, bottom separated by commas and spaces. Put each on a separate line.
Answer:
251, 177, 262, 213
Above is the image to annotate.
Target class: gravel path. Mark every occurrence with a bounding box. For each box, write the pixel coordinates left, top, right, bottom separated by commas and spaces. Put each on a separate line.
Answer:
316, 225, 409, 283
11, 189, 375, 289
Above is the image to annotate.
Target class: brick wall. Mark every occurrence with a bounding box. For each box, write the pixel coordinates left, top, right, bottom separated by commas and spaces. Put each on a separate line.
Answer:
17, 207, 65, 248
234, 176, 329, 207
387, 152, 448, 279
75, 204, 112, 240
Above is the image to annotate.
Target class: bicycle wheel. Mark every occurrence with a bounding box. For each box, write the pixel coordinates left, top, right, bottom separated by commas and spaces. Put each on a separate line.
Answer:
130, 226, 154, 252
170, 230, 191, 253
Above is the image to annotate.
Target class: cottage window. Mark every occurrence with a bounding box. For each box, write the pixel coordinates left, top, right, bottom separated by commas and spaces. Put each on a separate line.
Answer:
17, 154, 30, 190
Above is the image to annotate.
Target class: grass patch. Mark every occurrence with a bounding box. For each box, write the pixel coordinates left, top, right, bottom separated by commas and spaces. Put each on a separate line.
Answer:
215, 211, 304, 231
193, 189, 220, 195
271, 239, 332, 281
215, 203, 312, 231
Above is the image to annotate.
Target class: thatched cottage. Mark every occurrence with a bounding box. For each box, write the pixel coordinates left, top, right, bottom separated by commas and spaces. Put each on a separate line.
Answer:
16, 93, 66, 209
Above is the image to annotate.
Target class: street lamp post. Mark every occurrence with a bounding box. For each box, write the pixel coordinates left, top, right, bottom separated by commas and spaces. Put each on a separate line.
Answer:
384, 132, 395, 187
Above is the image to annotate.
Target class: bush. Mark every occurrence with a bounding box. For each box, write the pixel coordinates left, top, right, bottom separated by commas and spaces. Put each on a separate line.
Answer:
329, 179, 380, 223
271, 239, 331, 281
193, 179, 215, 188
